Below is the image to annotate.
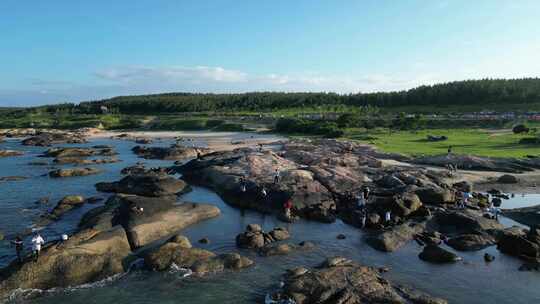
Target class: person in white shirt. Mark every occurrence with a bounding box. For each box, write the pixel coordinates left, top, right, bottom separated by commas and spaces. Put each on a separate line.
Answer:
31, 233, 45, 261
385, 211, 392, 223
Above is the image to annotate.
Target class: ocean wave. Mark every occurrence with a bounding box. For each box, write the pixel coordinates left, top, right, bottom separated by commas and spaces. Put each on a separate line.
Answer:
5, 272, 127, 303
169, 263, 193, 278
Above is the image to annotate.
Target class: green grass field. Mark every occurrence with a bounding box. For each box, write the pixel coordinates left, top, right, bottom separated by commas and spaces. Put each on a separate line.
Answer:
344, 128, 540, 158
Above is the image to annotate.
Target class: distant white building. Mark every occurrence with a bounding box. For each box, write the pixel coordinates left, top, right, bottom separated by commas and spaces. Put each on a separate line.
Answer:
100, 106, 109, 114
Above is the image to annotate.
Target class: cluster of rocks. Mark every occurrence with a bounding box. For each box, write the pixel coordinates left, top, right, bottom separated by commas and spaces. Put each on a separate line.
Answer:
176, 139, 519, 268
0, 171, 228, 299
497, 225, 540, 271
120, 164, 174, 176
22, 131, 87, 146
271, 257, 447, 304
142, 235, 253, 273
40, 146, 119, 166
236, 224, 290, 249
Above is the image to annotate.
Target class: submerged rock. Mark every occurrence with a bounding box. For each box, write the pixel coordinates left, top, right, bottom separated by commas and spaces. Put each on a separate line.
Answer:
419, 245, 462, 263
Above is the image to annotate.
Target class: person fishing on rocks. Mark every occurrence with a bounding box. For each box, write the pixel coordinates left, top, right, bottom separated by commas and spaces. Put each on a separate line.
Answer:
31, 232, 45, 262
357, 187, 370, 210
11, 236, 24, 264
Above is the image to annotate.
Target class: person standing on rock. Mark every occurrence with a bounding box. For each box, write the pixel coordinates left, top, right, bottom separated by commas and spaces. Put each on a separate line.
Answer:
11, 236, 24, 263
384, 211, 392, 225
274, 169, 280, 184
240, 176, 247, 193
357, 188, 370, 210
31, 233, 45, 261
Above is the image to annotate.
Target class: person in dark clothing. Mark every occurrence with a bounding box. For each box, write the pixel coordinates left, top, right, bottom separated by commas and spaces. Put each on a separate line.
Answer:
11, 236, 23, 263
239, 176, 247, 192
447, 146, 453, 155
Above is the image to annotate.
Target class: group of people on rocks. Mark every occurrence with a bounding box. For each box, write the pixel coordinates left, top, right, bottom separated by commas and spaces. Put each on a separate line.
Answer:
238, 169, 296, 220
353, 187, 392, 229
8, 231, 72, 265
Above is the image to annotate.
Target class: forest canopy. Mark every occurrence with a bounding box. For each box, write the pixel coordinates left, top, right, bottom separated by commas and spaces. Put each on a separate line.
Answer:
14, 78, 540, 114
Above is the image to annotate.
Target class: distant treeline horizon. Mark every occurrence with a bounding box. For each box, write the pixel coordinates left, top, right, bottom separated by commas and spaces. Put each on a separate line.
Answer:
10, 78, 540, 114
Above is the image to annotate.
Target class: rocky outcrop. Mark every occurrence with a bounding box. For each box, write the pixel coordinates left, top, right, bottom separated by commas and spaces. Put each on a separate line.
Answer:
367, 221, 427, 252
95, 174, 188, 197
178, 148, 337, 222
132, 145, 209, 160
419, 245, 462, 263
273, 257, 447, 304
0, 227, 131, 300
91, 195, 221, 249
502, 205, 540, 227
0, 150, 24, 157
236, 225, 290, 249
49, 167, 102, 178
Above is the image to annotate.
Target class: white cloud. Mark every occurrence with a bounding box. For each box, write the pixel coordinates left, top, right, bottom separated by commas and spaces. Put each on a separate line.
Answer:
0, 65, 456, 106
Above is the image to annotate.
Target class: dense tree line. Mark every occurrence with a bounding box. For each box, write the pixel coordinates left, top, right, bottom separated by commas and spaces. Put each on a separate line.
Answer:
15, 78, 540, 114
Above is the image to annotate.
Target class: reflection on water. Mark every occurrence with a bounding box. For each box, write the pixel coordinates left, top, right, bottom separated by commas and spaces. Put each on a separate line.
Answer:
1, 133, 540, 304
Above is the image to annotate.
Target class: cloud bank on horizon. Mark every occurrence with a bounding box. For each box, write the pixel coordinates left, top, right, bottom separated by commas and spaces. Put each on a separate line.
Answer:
1, 0, 539, 106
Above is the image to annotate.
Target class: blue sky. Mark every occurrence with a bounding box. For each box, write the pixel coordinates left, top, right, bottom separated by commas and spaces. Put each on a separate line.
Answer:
1, 0, 539, 106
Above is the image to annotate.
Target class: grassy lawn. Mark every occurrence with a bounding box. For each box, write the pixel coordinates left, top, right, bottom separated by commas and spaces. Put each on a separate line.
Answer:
343, 128, 540, 158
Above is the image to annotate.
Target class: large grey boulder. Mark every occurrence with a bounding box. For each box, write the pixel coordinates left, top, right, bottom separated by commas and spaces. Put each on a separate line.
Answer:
272, 257, 447, 304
